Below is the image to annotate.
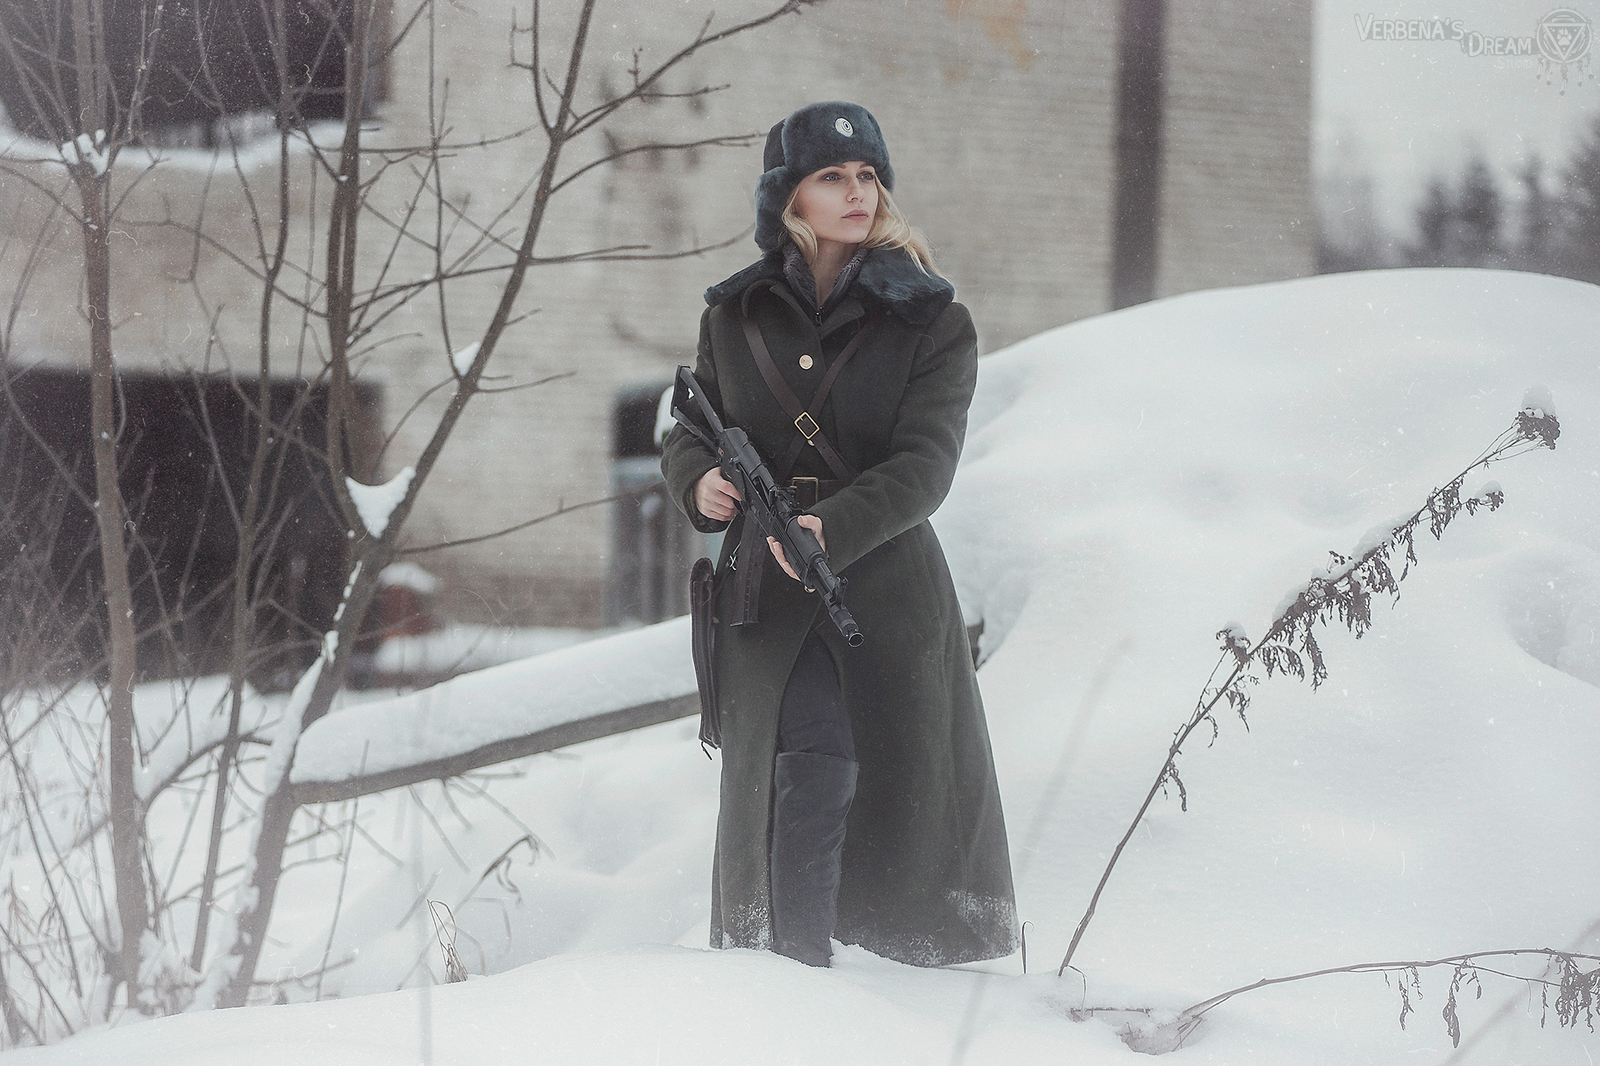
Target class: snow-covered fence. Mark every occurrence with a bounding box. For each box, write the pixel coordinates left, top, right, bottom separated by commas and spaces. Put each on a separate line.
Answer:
290, 618, 698, 804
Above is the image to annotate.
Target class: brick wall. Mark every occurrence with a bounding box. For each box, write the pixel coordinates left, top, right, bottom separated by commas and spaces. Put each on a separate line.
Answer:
1158, 0, 1314, 296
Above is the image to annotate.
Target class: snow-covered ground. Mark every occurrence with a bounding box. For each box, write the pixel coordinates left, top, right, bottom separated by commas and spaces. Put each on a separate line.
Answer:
360, 623, 594, 680
11, 268, 1600, 1064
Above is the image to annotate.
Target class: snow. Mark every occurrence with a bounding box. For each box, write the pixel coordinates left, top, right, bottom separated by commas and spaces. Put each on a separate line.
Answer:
7, 119, 338, 173
346, 469, 414, 537
378, 561, 440, 594
449, 342, 480, 377
132, 679, 273, 803
292, 618, 695, 787
6, 946, 1120, 1065
1522, 383, 1556, 419
653, 383, 677, 446
57, 130, 108, 175
13, 267, 1600, 1063
364, 623, 592, 677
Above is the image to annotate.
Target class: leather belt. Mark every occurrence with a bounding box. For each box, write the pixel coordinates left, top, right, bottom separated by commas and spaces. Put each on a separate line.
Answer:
788, 476, 843, 509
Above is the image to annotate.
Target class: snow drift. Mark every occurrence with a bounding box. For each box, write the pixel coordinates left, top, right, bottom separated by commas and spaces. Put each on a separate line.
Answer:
14, 268, 1600, 1065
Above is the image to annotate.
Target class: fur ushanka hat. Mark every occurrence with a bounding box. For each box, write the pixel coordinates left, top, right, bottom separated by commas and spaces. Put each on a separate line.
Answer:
753, 101, 894, 253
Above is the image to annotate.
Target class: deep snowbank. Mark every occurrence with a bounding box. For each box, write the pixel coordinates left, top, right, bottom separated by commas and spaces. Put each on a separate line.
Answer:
14, 268, 1600, 1064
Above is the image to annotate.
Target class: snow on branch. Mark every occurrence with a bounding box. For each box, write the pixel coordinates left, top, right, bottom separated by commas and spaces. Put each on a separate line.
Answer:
449, 342, 481, 377
290, 616, 697, 803
58, 130, 110, 175
346, 468, 415, 538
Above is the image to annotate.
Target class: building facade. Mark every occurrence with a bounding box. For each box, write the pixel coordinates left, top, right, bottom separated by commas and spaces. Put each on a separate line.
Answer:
0, 0, 1312, 629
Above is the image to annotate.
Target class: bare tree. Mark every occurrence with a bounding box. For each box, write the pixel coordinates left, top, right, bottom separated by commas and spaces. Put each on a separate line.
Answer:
200, 0, 824, 1009
4, 0, 826, 1028
0, 0, 174, 1005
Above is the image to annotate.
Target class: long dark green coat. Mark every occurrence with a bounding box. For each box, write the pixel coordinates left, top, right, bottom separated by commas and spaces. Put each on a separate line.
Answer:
662, 246, 1018, 966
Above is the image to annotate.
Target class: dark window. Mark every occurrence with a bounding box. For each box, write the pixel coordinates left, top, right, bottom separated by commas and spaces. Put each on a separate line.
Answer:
0, 0, 359, 147
0, 365, 381, 688
608, 382, 702, 626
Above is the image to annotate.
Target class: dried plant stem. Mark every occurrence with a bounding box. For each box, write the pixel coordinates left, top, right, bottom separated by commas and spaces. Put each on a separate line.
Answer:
1057, 406, 1561, 977
1055, 652, 1247, 977
1183, 948, 1600, 1019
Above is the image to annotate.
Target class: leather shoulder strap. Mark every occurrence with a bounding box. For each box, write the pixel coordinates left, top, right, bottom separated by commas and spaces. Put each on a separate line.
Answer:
742, 312, 805, 421
777, 315, 877, 480
741, 309, 876, 483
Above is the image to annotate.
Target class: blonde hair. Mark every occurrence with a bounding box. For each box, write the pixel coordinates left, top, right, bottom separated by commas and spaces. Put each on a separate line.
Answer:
782, 183, 942, 277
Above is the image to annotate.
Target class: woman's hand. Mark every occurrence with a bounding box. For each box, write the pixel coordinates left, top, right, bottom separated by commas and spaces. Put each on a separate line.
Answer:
769, 515, 825, 582
694, 468, 741, 523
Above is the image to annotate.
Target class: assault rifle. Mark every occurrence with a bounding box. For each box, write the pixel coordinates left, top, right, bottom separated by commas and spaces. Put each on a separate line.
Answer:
670, 365, 863, 648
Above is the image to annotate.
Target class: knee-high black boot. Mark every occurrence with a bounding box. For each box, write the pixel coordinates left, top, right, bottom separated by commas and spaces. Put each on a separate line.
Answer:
770, 750, 858, 967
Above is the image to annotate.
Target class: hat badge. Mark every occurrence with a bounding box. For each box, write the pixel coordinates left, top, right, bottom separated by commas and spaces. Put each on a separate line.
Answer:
835, 117, 854, 137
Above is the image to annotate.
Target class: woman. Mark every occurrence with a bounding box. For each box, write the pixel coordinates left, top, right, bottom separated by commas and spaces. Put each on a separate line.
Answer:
661, 102, 1017, 968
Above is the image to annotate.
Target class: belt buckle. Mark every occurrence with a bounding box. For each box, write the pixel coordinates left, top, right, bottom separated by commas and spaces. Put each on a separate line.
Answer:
790, 476, 819, 509
794, 412, 821, 440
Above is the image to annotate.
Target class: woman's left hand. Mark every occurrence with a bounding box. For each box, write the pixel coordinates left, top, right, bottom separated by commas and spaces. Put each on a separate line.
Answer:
768, 515, 825, 582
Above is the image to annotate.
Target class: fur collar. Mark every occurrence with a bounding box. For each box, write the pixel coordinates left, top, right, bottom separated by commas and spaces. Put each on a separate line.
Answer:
703, 245, 955, 327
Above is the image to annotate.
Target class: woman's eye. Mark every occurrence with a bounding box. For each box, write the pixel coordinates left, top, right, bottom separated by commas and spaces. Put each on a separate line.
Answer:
860, 171, 876, 182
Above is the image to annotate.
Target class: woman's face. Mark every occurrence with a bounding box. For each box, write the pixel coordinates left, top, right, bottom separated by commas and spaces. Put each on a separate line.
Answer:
791, 161, 879, 251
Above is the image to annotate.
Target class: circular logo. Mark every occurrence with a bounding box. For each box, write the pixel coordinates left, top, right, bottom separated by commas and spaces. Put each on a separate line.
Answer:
1537, 8, 1592, 64
835, 117, 854, 137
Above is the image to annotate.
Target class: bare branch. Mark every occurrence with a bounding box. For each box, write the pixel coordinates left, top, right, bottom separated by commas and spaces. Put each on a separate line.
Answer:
401, 485, 646, 555
566, 1, 812, 138
547, 133, 761, 196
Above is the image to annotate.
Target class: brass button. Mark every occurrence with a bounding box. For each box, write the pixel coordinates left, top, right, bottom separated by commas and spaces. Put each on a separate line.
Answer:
799, 353, 814, 370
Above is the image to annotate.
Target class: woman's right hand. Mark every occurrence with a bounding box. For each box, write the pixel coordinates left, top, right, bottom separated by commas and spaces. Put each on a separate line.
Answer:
694, 467, 742, 523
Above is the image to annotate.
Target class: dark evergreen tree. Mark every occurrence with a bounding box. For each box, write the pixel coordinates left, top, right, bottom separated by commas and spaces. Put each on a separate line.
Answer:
1558, 113, 1600, 283
1408, 178, 1455, 267
1406, 153, 1505, 268
1316, 171, 1391, 274
1515, 155, 1556, 271
1454, 155, 1505, 265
